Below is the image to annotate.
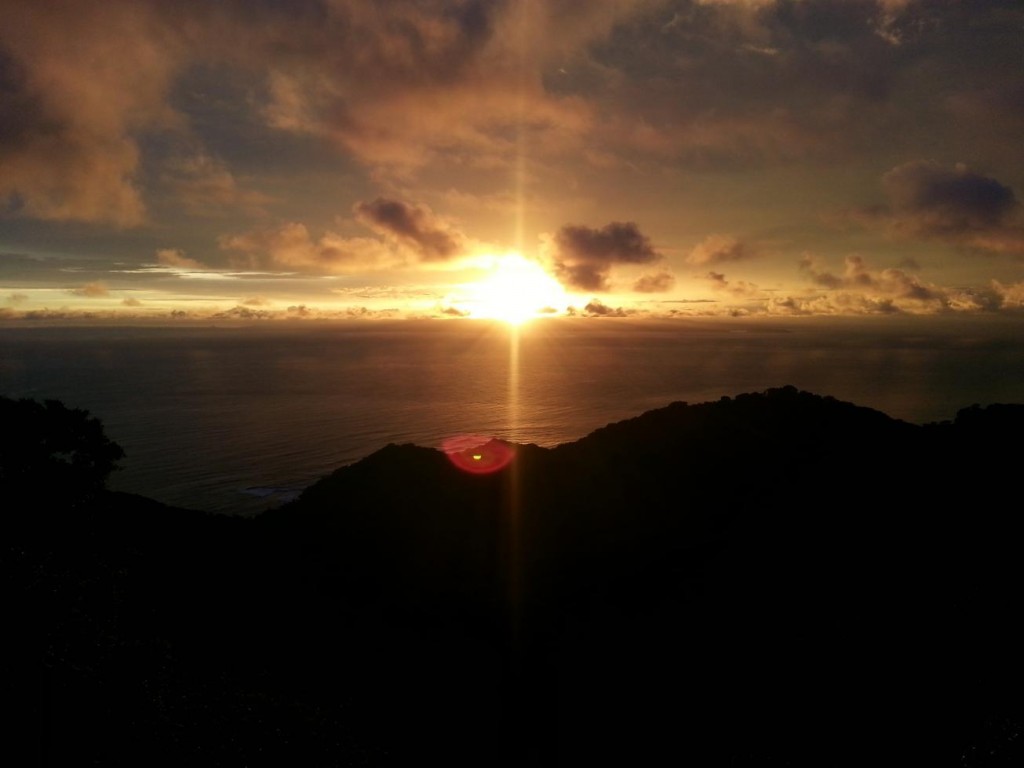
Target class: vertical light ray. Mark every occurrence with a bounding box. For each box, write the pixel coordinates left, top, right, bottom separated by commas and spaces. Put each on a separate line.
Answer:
511, 20, 526, 249
515, 121, 526, 255
506, 324, 522, 633
504, 0, 532, 701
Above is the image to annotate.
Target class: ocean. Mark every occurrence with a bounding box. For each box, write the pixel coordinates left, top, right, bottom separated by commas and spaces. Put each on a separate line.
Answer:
3, 315, 1023, 514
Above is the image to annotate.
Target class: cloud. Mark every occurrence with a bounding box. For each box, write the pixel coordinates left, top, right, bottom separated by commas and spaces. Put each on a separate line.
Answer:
156, 248, 206, 269
765, 294, 902, 316
848, 161, 1024, 256
252, 1, 633, 174
705, 271, 760, 298
155, 303, 401, 322
686, 235, 750, 266
992, 281, 1024, 309
962, 232, 1024, 257
583, 0, 919, 169
946, 80, 1024, 147
219, 222, 396, 274
759, 256, 1024, 317
580, 2, 1024, 179
69, 282, 109, 298
0, 2, 182, 225
162, 152, 272, 216
214, 306, 274, 321
800, 254, 942, 300
3, 0, 1023, 235
331, 284, 439, 301
881, 161, 1020, 237
577, 298, 629, 317
633, 271, 675, 293
353, 198, 465, 261
0, 0, 610, 212
551, 221, 660, 291
795, 253, 948, 313
800, 254, 867, 290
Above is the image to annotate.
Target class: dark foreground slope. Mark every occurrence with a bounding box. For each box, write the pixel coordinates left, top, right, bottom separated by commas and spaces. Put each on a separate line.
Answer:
6, 387, 1024, 766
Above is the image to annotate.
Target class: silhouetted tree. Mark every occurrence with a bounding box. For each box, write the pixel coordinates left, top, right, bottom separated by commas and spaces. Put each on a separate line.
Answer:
1, 396, 124, 509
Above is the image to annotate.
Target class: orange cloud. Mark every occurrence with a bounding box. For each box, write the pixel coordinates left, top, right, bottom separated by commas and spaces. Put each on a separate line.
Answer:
156, 249, 206, 269
69, 282, 109, 298
0, 1, 183, 225
219, 222, 396, 274
633, 271, 676, 293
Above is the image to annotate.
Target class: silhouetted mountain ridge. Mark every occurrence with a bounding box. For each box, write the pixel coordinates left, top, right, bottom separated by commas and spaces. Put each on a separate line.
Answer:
6, 386, 1023, 766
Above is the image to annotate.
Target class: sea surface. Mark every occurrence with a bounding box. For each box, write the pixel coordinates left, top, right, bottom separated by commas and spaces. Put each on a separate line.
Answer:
3, 315, 1023, 514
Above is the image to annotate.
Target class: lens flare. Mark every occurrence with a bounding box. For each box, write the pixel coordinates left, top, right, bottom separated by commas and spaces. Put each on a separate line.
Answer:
441, 434, 516, 475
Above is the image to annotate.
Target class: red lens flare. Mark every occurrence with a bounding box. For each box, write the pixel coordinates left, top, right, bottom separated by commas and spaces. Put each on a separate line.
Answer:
441, 434, 516, 475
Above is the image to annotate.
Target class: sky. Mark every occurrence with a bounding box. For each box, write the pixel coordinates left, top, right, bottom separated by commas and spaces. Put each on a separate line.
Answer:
1, 0, 1023, 322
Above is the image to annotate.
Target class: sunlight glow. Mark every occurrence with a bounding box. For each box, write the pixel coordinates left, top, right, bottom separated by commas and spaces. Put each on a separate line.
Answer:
464, 252, 567, 325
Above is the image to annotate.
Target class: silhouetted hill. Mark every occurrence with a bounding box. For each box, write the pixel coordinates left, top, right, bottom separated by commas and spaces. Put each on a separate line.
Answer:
6, 387, 1023, 766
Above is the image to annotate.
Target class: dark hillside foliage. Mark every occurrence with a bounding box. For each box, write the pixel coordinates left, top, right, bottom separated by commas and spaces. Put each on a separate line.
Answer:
6, 388, 1023, 766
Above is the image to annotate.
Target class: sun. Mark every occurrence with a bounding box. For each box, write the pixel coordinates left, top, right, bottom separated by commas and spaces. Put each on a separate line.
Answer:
463, 252, 567, 324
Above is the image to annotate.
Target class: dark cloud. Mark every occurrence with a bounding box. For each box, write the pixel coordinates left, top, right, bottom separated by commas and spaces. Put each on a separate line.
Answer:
581, 0, 1024, 173
0, 47, 48, 150
587, 0, 910, 167
552, 221, 660, 291
633, 271, 675, 293
882, 161, 1019, 237
848, 161, 1024, 256
354, 198, 464, 261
